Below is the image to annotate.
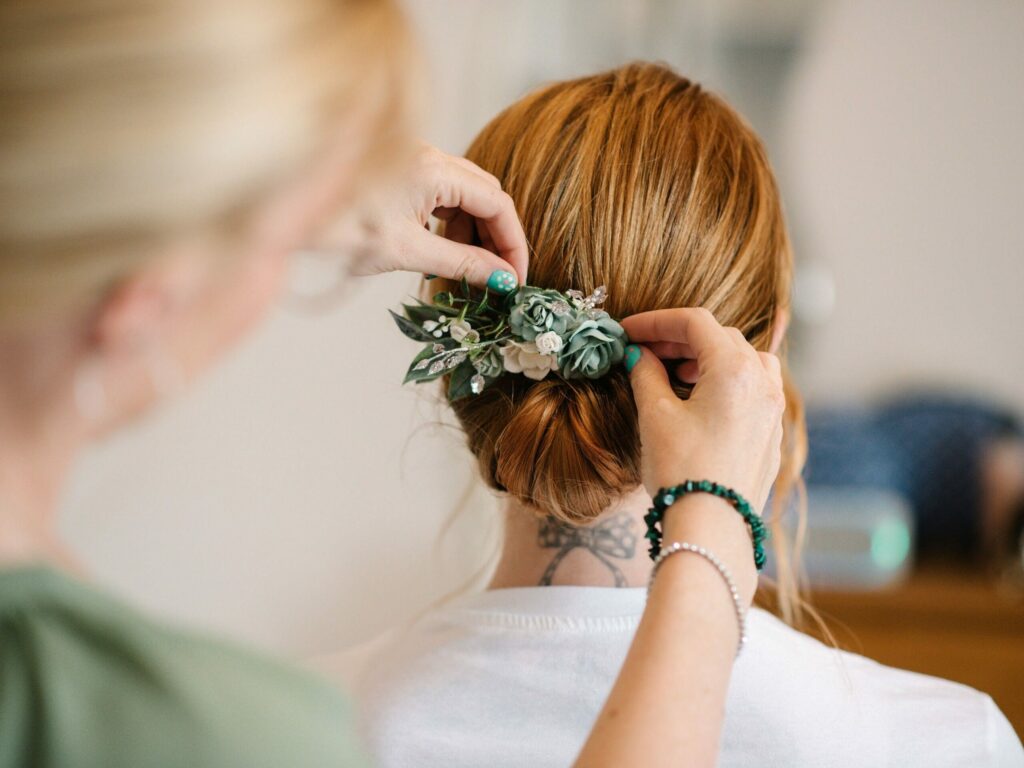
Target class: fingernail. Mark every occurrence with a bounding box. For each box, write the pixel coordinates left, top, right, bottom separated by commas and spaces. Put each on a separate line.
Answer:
623, 344, 642, 373
424, 274, 437, 280
487, 269, 518, 295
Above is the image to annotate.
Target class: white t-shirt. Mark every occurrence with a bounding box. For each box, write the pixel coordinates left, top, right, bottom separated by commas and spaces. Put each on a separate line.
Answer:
338, 587, 1022, 768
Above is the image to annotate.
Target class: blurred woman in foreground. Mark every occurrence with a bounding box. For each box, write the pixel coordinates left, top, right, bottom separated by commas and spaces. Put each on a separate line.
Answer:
0, 1, 785, 766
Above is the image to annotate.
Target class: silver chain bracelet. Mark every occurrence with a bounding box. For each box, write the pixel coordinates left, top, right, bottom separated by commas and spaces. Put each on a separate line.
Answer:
648, 541, 748, 657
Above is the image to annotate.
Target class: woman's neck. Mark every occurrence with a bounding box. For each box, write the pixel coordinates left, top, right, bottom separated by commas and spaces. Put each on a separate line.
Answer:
0, 366, 82, 571
488, 486, 654, 589
0, 455, 80, 572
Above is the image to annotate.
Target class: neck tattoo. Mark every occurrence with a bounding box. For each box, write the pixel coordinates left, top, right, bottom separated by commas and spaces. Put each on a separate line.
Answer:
537, 512, 638, 587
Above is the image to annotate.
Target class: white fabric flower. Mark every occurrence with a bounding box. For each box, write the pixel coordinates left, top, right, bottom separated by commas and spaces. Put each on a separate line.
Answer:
533, 330, 563, 356
499, 341, 559, 381
449, 319, 479, 344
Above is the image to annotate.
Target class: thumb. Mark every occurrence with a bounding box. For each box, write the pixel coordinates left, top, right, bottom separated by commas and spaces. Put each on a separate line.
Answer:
408, 226, 521, 293
623, 344, 676, 413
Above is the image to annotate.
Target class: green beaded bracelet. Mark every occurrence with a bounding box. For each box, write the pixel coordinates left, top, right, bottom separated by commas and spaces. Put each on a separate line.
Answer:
644, 480, 768, 570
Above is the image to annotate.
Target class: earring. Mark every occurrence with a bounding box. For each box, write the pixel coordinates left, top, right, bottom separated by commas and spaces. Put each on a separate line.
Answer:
281, 248, 353, 314
73, 357, 107, 424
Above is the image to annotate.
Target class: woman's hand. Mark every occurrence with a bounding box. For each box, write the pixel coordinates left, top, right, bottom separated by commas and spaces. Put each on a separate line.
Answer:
578, 311, 784, 768
351, 144, 529, 290
622, 308, 785, 514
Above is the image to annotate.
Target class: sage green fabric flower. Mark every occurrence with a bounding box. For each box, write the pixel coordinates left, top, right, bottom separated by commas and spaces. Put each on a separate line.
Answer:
559, 312, 627, 379
508, 287, 572, 340
472, 345, 505, 378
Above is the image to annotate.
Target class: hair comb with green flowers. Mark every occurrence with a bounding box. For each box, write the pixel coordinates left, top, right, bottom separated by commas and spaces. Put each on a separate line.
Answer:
390, 280, 628, 401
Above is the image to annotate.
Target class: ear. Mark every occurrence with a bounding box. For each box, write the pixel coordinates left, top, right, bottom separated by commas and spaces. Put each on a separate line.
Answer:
90, 245, 207, 357
769, 307, 790, 354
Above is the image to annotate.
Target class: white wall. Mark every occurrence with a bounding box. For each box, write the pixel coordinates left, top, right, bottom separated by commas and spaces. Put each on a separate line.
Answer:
783, 0, 1024, 412
60, 0, 1023, 657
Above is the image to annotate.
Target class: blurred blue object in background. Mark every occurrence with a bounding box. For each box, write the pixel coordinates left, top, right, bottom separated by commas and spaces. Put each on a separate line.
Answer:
803, 393, 1023, 567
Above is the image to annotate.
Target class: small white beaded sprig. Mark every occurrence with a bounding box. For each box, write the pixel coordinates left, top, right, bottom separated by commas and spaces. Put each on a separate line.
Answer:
648, 541, 748, 657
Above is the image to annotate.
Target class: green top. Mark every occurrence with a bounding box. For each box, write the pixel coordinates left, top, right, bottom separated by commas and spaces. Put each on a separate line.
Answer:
0, 565, 367, 768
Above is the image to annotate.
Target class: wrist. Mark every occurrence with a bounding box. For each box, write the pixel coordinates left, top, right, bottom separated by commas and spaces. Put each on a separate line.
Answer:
651, 468, 762, 514
660, 495, 758, 605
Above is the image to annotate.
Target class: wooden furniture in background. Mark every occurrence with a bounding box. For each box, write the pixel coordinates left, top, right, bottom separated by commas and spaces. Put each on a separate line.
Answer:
809, 567, 1024, 735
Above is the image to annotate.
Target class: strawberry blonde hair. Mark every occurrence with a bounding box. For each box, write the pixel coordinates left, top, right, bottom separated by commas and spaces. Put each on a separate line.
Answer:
446, 63, 808, 621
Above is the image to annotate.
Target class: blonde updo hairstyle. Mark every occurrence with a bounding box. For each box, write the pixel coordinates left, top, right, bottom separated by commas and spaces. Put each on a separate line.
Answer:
0, 0, 414, 328
445, 63, 808, 619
